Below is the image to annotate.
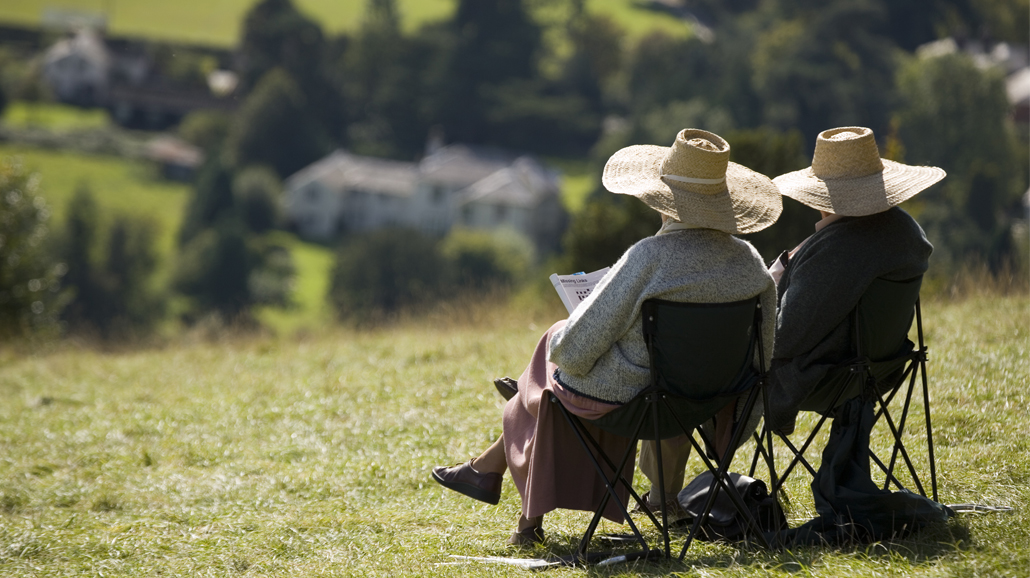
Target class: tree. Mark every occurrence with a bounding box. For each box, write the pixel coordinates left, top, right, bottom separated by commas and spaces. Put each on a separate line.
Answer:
232, 165, 282, 234
436, 0, 543, 144
0, 159, 65, 339
179, 157, 235, 247
224, 68, 329, 179
98, 216, 164, 337
338, 0, 426, 158
895, 52, 1027, 270
57, 186, 165, 338
59, 184, 105, 333
560, 11, 625, 113
751, 1, 898, 146
727, 128, 813, 261
173, 224, 254, 319
237, 0, 341, 139
560, 192, 661, 274
238, 0, 327, 94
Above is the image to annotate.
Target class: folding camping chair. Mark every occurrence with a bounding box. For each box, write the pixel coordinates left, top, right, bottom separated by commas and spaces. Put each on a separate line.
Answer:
750, 276, 939, 503
549, 297, 779, 565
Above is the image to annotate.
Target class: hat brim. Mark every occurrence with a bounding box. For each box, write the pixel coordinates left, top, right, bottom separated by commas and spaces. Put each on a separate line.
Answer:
773, 159, 946, 216
602, 144, 783, 235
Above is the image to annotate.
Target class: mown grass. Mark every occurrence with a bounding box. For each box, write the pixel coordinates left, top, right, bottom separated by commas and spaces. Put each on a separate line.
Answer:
0, 102, 112, 132
0, 293, 1026, 576
0, 0, 688, 47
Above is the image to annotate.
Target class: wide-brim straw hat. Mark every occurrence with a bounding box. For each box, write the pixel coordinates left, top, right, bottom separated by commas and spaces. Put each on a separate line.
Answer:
602, 129, 782, 234
773, 126, 946, 216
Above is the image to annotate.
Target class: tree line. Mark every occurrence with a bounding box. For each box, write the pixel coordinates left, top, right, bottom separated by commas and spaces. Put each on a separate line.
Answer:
1, 0, 1027, 339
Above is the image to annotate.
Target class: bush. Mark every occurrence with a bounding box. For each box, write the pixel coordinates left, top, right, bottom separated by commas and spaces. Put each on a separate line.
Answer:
178, 110, 232, 153
0, 159, 65, 339
329, 228, 446, 321
173, 223, 295, 321
439, 227, 534, 289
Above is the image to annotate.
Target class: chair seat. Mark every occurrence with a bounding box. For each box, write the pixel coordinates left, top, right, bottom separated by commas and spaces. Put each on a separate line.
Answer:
590, 375, 758, 441
798, 339, 915, 413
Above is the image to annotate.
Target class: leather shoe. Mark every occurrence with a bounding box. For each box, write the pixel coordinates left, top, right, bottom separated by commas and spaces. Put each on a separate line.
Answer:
493, 377, 518, 401
432, 460, 502, 505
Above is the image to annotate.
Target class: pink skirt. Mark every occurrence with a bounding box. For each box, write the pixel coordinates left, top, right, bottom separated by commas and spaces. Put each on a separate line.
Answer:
502, 320, 636, 523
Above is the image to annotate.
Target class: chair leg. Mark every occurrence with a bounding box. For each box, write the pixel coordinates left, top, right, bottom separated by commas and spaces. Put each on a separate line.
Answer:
550, 395, 655, 562
872, 387, 927, 498
667, 388, 772, 560
878, 362, 919, 492
652, 395, 671, 559
920, 356, 939, 503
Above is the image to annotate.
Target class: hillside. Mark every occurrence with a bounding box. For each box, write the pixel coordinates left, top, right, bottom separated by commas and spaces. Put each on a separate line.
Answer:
0, 294, 1027, 575
0, 0, 690, 47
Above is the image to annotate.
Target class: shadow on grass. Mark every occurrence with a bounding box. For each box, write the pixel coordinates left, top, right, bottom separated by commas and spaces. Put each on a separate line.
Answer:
493, 518, 972, 575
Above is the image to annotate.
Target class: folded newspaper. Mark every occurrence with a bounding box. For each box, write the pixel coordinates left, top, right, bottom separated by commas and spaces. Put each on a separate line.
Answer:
549, 267, 610, 314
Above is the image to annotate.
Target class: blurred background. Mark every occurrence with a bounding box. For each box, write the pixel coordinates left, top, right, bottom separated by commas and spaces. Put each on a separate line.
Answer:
0, 0, 1027, 342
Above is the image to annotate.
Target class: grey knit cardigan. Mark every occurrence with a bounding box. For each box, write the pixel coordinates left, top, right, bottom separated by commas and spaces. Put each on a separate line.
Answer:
765, 207, 932, 433
548, 228, 776, 405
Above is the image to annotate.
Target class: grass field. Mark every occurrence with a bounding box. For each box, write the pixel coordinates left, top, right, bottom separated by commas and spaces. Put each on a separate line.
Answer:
0, 293, 1027, 576
0, 0, 688, 47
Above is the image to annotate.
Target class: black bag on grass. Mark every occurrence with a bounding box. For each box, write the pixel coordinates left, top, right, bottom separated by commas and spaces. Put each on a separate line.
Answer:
677, 471, 787, 542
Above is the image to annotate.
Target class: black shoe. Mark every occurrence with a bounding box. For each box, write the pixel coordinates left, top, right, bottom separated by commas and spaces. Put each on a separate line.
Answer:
494, 377, 518, 401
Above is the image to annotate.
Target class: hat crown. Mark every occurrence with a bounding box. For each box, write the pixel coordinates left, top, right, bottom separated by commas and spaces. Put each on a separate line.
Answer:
811, 126, 884, 180
660, 129, 729, 196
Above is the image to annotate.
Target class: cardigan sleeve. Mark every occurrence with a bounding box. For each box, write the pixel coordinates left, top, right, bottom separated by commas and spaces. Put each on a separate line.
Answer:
547, 241, 657, 377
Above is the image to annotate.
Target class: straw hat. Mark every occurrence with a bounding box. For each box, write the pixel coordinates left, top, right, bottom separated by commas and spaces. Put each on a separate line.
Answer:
773, 126, 946, 216
602, 129, 782, 234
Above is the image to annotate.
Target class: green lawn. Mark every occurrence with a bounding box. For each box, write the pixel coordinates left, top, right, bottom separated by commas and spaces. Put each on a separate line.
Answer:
0, 0, 688, 47
0, 102, 112, 132
0, 293, 1027, 576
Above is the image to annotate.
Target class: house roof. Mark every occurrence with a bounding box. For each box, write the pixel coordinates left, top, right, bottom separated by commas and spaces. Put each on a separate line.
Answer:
419, 144, 514, 188
1007, 67, 1030, 106
285, 149, 419, 197
457, 157, 560, 208
45, 27, 109, 67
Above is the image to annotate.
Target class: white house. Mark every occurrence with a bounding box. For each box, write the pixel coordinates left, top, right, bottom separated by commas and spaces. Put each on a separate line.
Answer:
283, 144, 567, 255
42, 27, 110, 106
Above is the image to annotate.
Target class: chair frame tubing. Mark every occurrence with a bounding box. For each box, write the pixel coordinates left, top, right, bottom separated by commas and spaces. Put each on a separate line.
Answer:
551, 299, 781, 565
749, 296, 939, 503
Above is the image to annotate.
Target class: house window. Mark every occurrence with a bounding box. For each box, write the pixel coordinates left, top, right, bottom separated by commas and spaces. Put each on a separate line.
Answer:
431, 185, 445, 203
495, 204, 507, 222
462, 205, 472, 223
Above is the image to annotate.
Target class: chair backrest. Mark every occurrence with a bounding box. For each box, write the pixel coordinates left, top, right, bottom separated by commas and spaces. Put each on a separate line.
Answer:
854, 276, 922, 361
643, 297, 761, 400
589, 297, 762, 439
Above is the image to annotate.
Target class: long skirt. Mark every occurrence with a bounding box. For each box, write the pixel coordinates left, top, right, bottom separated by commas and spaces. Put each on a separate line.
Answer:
502, 320, 636, 523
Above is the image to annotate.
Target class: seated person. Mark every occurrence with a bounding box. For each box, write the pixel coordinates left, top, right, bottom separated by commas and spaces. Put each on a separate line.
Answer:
431, 128, 780, 545
764, 126, 944, 434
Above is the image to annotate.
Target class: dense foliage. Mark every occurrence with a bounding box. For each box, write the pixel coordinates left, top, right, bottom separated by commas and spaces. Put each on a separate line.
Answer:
56, 185, 165, 339
0, 159, 64, 339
